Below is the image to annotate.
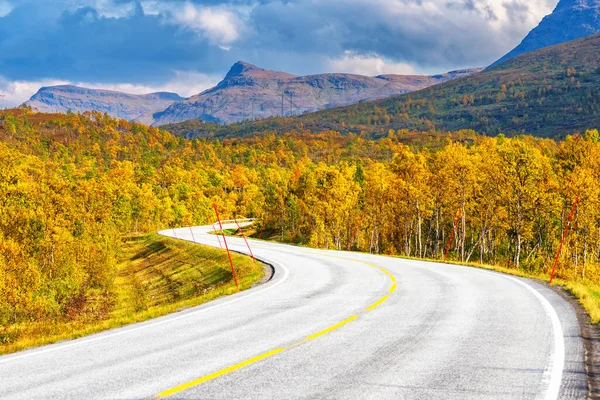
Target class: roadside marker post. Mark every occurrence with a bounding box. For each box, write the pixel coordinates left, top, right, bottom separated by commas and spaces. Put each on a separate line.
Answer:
258, 216, 270, 240
212, 223, 223, 248
444, 210, 462, 262
550, 195, 580, 284
189, 226, 197, 243
347, 216, 364, 252
173, 229, 178, 239
292, 216, 307, 244
213, 204, 240, 290
234, 216, 256, 263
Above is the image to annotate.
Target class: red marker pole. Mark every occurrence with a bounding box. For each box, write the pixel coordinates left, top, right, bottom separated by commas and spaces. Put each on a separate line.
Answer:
347, 216, 364, 251
234, 216, 256, 263
292, 216, 306, 244
212, 223, 223, 248
550, 195, 580, 284
444, 210, 461, 262
258, 216, 270, 240
213, 204, 239, 290
189, 226, 197, 243
173, 228, 178, 239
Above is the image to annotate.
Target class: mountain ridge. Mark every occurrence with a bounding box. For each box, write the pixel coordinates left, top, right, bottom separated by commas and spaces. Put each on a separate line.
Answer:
163, 33, 600, 140
25, 85, 184, 121
490, 0, 600, 67
148, 62, 482, 126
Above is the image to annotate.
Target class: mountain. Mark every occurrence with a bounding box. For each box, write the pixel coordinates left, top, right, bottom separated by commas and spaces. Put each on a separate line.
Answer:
150, 61, 482, 126
491, 0, 600, 67
164, 33, 600, 140
24, 86, 184, 121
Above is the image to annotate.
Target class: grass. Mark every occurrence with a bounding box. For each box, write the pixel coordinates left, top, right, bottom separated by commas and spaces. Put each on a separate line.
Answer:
0, 233, 265, 355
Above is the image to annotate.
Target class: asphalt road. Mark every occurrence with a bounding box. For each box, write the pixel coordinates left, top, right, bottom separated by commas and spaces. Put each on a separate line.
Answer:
0, 224, 588, 399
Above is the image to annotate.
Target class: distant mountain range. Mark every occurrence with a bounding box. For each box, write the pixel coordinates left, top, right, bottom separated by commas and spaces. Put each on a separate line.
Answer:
23, 63, 482, 126
24, 86, 183, 121
491, 0, 600, 67
24, 0, 600, 134
149, 62, 482, 125
165, 33, 600, 140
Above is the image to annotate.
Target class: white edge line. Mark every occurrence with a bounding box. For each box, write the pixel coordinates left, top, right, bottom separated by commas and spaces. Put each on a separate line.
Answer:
478, 270, 565, 400
0, 231, 289, 365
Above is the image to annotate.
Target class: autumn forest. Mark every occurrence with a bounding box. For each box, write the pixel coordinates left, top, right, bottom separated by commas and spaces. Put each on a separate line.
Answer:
1, 109, 600, 340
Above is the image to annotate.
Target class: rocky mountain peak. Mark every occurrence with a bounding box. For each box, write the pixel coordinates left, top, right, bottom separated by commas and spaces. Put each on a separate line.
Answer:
555, 0, 600, 11
489, 0, 600, 68
224, 61, 263, 79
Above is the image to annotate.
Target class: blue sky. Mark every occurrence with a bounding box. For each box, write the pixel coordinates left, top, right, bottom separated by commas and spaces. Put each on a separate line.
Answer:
0, 0, 557, 106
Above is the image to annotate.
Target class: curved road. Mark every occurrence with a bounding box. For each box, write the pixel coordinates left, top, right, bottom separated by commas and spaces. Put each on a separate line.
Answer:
0, 224, 588, 399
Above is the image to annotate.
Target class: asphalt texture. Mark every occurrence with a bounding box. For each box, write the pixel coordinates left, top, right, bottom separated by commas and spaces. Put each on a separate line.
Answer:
0, 224, 588, 399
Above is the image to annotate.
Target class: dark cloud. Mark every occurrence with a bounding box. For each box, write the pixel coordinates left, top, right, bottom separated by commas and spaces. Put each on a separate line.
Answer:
0, 1, 238, 83
0, 0, 557, 86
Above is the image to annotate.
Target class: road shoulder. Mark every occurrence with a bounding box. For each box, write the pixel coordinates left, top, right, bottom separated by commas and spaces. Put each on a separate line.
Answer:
548, 283, 600, 399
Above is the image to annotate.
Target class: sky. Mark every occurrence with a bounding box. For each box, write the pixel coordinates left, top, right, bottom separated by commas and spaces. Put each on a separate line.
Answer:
0, 0, 559, 107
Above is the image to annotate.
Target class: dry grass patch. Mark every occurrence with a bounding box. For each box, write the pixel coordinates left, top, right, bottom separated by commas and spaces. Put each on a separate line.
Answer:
0, 233, 264, 355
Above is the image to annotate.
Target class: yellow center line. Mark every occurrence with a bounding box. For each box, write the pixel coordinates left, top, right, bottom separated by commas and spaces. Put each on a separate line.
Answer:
157, 348, 285, 398
305, 314, 359, 340
365, 295, 389, 311
156, 252, 398, 398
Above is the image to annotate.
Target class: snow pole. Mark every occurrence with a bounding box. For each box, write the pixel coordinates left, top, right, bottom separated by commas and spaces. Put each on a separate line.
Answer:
444, 210, 462, 262
213, 204, 239, 289
550, 195, 580, 284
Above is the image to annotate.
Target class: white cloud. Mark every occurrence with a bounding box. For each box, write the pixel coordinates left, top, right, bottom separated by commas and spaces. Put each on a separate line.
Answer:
173, 3, 243, 50
251, 0, 558, 70
139, 0, 162, 16
327, 52, 416, 76
83, 71, 219, 97
0, 1, 12, 17
0, 77, 70, 108
0, 71, 220, 108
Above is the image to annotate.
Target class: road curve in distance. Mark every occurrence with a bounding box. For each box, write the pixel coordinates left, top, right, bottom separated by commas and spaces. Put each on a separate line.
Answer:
0, 224, 588, 399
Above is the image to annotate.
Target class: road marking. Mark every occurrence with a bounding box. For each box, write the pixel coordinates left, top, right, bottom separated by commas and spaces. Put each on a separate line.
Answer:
365, 295, 389, 311
305, 315, 360, 340
162, 232, 563, 399
157, 348, 286, 398
479, 270, 564, 400
379, 267, 397, 283
157, 250, 397, 398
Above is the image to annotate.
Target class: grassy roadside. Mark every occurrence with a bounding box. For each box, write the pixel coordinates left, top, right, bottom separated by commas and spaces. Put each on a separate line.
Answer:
0, 233, 264, 355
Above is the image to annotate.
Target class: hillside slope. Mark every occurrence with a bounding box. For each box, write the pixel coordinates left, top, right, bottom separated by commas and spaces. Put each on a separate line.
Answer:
165, 34, 600, 140
491, 0, 600, 67
151, 61, 481, 125
25, 86, 184, 121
